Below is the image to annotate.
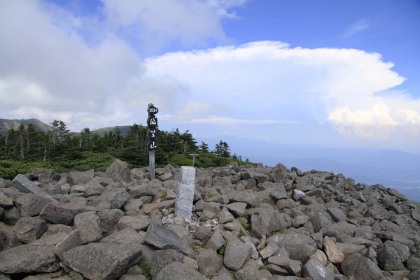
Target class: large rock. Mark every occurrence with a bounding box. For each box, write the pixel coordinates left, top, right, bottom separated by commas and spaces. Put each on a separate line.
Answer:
224, 237, 253, 271
53, 230, 83, 260
326, 207, 347, 222
272, 163, 289, 183
302, 259, 334, 280
16, 194, 51, 217
231, 191, 260, 207
106, 159, 131, 183
155, 262, 207, 280
144, 224, 184, 252
377, 246, 405, 271
0, 244, 59, 274
278, 232, 317, 262
68, 170, 94, 185
74, 211, 102, 244
206, 229, 225, 251
99, 188, 130, 209
150, 249, 184, 278
310, 212, 332, 233
0, 223, 20, 250
117, 215, 150, 231
197, 248, 222, 277
62, 243, 142, 280
14, 216, 48, 243
101, 228, 144, 245
226, 202, 247, 217
250, 207, 291, 238
39, 203, 90, 225
0, 190, 13, 208
341, 254, 383, 280
97, 209, 124, 236
12, 174, 57, 203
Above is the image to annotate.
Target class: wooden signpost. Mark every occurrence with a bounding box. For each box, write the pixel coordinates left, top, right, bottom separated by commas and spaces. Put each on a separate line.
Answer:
147, 103, 158, 179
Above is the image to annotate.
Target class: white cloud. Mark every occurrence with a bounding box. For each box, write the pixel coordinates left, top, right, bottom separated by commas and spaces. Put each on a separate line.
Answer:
0, 0, 246, 131
343, 19, 371, 38
101, 0, 247, 51
144, 42, 420, 147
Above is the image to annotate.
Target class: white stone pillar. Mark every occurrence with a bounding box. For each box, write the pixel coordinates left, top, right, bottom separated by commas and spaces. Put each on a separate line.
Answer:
175, 166, 196, 220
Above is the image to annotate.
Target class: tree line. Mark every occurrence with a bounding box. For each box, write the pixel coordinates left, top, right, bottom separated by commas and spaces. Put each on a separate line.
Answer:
0, 120, 251, 179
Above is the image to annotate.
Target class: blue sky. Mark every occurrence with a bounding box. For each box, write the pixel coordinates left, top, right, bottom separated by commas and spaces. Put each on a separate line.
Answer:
1, 0, 419, 154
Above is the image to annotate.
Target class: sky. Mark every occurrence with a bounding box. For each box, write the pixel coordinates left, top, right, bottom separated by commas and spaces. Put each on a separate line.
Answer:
1, 0, 420, 154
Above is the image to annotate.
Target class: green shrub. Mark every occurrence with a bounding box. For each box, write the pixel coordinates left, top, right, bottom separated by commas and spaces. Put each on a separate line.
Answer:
139, 260, 152, 280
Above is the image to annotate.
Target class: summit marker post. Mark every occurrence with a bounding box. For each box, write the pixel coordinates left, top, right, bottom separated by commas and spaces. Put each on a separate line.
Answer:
147, 103, 158, 179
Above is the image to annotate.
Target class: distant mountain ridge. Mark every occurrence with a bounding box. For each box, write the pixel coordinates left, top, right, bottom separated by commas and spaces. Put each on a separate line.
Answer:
92, 126, 133, 136
0, 118, 53, 135
0, 118, 135, 136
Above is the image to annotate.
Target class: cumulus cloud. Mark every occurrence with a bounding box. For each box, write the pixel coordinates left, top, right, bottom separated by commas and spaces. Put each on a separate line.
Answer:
0, 0, 248, 131
144, 42, 420, 146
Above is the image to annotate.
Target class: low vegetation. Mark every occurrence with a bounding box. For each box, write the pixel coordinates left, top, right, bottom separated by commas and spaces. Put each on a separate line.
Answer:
0, 120, 255, 179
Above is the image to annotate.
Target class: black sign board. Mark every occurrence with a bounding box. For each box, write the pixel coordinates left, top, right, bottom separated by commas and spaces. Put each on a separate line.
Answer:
147, 117, 158, 128
147, 104, 158, 153
148, 140, 157, 151
148, 129, 157, 140
147, 106, 159, 115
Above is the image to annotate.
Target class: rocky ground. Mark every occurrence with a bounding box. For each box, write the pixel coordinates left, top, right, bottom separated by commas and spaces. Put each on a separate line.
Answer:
0, 159, 420, 280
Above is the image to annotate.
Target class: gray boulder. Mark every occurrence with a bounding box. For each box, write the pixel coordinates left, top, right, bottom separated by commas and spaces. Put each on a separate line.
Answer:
223, 237, 253, 271
0, 190, 13, 208
250, 207, 291, 238
97, 209, 125, 236
62, 243, 142, 280
279, 232, 317, 262
40, 203, 90, 225
99, 188, 130, 209
150, 249, 184, 278
341, 254, 383, 280
117, 215, 150, 232
226, 202, 247, 217
272, 163, 289, 183
12, 174, 57, 203
310, 212, 332, 233
197, 248, 222, 277
53, 229, 83, 260
206, 229, 226, 251
101, 228, 144, 245
106, 159, 131, 183
14, 216, 48, 243
0, 223, 21, 251
0, 244, 59, 274
144, 224, 184, 253
74, 211, 102, 244
16, 194, 51, 217
377, 246, 405, 271
155, 262, 207, 280
68, 170, 94, 185
302, 259, 333, 280
326, 207, 347, 222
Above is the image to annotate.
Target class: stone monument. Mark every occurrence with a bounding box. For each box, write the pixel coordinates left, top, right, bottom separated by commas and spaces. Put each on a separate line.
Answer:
175, 166, 196, 220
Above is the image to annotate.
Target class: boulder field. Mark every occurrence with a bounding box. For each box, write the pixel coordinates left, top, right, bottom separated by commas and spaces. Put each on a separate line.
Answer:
0, 159, 419, 280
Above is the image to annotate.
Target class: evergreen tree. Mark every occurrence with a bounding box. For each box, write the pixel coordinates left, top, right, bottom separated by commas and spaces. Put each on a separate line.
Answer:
214, 140, 230, 157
